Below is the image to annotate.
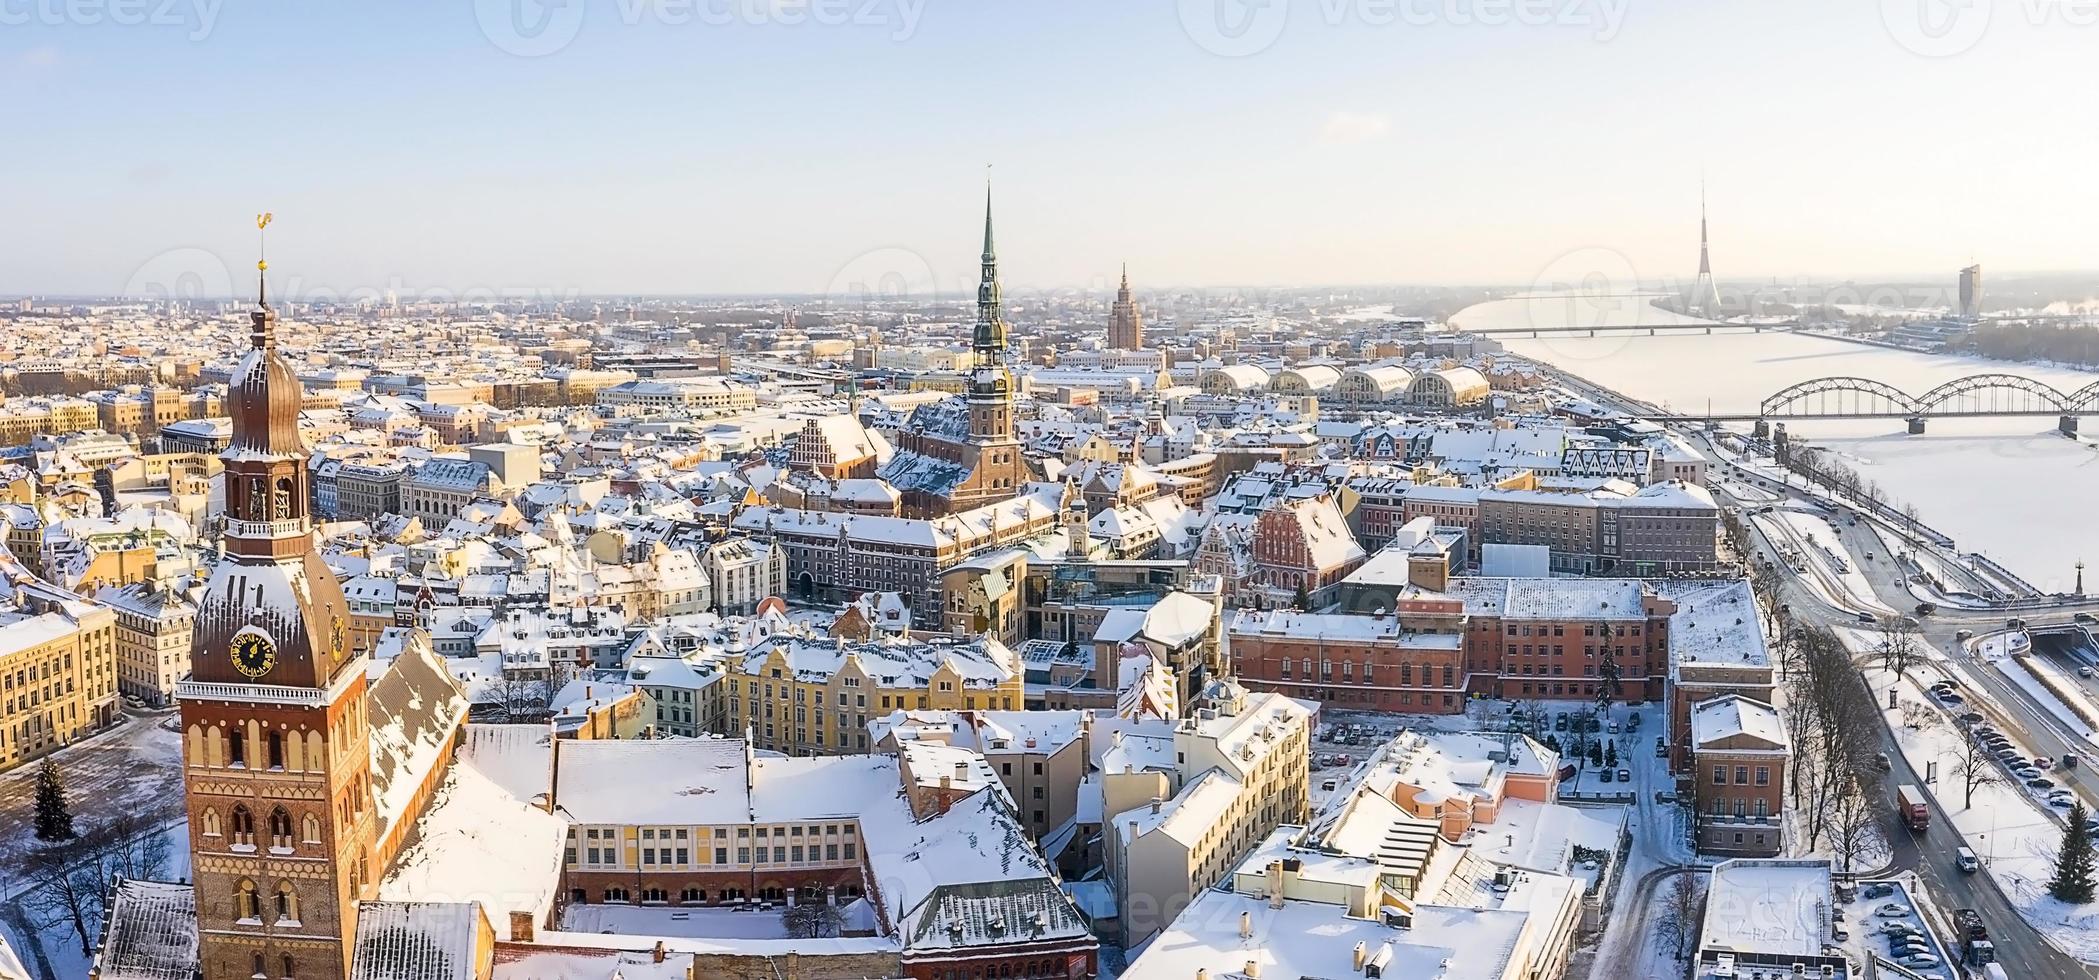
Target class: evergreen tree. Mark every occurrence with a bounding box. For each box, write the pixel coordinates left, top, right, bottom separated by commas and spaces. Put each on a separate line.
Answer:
1292, 583, 1311, 611
1588, 743, 1603, 768
1605, 740, 1619, 768
34, 757, 73, 842
2052, 802, 2096, 903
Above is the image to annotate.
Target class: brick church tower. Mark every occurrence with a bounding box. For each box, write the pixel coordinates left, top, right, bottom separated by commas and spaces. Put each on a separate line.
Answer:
179, 216, 373, 980
953, 183, 1027, 505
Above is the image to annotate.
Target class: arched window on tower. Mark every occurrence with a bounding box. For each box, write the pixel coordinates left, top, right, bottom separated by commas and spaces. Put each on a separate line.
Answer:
227, 727, 246, 768
200, 808, 221, 838
234, 879, 260, 922
274, 477, 293, 520
247, 477, 266, 521
273, 882, 300, 924
301, 813, 321, 844
230, 805, 254, 847
267, 807, 293, 851
281, 954, 296, 980
266, 732, 283, 771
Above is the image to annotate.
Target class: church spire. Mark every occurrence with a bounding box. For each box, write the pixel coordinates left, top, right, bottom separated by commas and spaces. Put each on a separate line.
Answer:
973, 175, 1006, 361
251, 211, 277, 351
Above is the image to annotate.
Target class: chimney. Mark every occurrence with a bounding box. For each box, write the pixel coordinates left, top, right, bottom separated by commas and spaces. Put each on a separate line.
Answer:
651, 940, 666, 964
1266, 859, 1286, 908
1243, 960, 1260, 979
507, 911, 534, 943
1196, 971, 1208, 980
1352, 941, 1368, 971
1150, 798, 1163, 814
1238, 910, 1252, 939
955, 761, 970, 781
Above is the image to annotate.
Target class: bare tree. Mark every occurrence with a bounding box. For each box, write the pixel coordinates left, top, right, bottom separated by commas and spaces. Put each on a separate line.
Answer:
781, 900, 846, 938
1950, 731, 2004, 810
1655, 872, 1707, 962
1828, 774, 1881, 874
1875, 616, 1922, 681
17, 805, 180, 955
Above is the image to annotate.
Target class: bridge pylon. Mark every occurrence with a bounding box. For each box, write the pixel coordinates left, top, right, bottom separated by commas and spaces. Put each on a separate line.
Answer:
2063, 415, 2081, 438
1906, 416, 1927, 435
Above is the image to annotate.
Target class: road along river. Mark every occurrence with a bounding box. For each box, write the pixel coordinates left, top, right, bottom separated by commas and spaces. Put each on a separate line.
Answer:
1453, 295, 2099, 590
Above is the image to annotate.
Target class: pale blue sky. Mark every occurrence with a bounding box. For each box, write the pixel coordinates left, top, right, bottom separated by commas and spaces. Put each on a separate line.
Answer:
4, 0, 2094, 297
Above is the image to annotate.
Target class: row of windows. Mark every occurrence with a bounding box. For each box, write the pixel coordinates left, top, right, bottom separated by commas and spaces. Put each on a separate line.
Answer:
1711, 764, 1773, 786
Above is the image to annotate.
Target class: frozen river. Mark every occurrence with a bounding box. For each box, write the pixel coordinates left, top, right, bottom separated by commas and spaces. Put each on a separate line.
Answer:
1452, 295, 2099, 590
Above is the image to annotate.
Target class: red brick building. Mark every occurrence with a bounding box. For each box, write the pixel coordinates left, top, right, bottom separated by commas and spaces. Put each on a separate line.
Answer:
1230, 577, 1676, 710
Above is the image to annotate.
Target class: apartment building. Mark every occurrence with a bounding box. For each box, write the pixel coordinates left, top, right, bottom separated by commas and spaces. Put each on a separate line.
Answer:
1405, 480, 1721, 574
1233, 576, 1675, 709
725, 631, 1024, 757
1227, 606, 1468, 713
333, 457, 410, 521
1101, 680, 1314, 946
1690, 694, 1789, 856
552, 739, 1099, 978
96, 575, 197, 708
0, 568, 119, 771
869, 708, 1090, 844
594, 377, 757, 414
1666, 581, 1776, 770
730, 482, 1066, 623
401, 458, 502, 524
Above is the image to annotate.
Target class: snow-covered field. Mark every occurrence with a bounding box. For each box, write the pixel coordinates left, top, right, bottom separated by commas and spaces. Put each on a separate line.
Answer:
1463, 297, 2099, 585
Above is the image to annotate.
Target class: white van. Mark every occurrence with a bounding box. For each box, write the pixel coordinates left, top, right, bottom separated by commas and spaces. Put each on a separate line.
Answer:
1956, 847, 1979, 872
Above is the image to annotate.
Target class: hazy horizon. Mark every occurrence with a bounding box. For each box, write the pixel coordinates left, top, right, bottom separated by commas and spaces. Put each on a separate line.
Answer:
8, 0, 2096, 297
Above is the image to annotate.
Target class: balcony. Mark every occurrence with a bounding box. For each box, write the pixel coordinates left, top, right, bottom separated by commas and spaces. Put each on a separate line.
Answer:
225, 517, 310, 538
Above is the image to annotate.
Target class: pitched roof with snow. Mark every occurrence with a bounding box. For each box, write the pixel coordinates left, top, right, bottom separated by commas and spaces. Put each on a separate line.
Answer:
89, 879, 198, 980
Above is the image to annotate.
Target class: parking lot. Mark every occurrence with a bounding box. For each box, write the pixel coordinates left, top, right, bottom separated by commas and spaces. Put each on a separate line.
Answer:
1929, 675, 2091, 821
1835, 879, 1961, 976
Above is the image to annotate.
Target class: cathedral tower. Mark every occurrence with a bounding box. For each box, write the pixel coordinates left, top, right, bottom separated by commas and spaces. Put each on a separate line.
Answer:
180, 215, 373, 980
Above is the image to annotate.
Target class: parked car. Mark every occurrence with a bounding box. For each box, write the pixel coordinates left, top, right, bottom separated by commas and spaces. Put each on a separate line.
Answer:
1627, 713, 1642, 731
2028, 777, 2056, 789
1960, 712, 1985, 724
1875, 903, 1912, 917
1655, 737, 1668, 758
1617, 768, 1630, 782
1915, 602, 1937, 615
1599, 768, 1614, 783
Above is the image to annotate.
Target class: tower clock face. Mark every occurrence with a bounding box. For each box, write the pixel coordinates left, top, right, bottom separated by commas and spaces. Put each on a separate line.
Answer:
231, 632, 277, 679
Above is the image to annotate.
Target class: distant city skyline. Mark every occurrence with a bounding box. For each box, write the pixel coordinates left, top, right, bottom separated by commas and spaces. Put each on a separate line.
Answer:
6, 1, 2096, 296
